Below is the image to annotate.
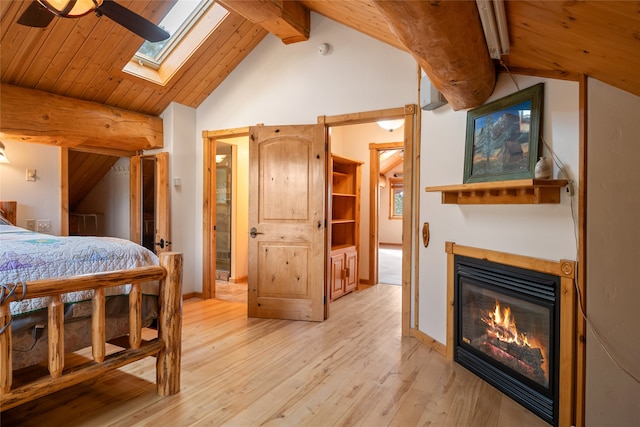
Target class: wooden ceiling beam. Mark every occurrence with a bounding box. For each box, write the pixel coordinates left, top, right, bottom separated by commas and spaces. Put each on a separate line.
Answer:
372, 0, 496, 110
0, 83, 163, 151
217, 0, 309, 44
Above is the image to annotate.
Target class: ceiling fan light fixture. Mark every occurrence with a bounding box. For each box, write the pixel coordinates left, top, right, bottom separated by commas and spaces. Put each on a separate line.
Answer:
38, 0, 102, 18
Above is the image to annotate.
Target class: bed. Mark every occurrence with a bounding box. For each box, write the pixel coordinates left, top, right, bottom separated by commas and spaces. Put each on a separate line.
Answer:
0, 201, 183, 411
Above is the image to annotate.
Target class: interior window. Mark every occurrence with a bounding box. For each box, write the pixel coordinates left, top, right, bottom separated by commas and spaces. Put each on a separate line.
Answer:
389, 177, 403, 219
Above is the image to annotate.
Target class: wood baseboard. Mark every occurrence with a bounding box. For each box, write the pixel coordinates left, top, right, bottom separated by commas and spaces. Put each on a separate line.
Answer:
182, 292, 203, 300
230, 276, 247, 284
410, 328, 446, 357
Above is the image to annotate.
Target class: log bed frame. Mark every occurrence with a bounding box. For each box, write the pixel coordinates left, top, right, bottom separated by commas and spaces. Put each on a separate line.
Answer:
0, 202, 183, 411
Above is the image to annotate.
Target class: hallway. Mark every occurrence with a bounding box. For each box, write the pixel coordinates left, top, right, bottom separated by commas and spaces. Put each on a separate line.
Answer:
378, 244, 402, 285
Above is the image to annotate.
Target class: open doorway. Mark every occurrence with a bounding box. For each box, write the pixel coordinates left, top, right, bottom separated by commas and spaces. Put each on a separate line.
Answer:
329, 127, 405, 289
202, 131, 249, 302
376, 146, 404, 286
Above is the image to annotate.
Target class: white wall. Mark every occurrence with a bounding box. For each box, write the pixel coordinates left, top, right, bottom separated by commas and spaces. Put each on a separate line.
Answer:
194, 13, 417, 290
77, 156, 130, 238
586, 78, 640, 426
159, 102, 198, 295
419, 75, 580, 342
0, 140, 61, 234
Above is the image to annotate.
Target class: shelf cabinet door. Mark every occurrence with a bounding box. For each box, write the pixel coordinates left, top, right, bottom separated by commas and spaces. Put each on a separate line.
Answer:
345, 249, 358, 293
330, 252, 346, 301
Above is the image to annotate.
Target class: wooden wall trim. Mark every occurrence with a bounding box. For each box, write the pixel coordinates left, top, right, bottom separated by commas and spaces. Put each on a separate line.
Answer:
575, 73, 588, 427
409, 328, 446, 357
319, 107, 406, 126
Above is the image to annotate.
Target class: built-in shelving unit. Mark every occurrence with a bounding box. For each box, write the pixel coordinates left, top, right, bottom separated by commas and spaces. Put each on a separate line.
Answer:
330, 154, 363, 301
425, 179, 568, 205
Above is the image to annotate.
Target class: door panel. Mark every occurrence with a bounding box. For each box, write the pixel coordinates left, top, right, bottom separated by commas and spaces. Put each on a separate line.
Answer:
248, 124, 325, 321
154, 152, 171, 254
130, 153, 170, 254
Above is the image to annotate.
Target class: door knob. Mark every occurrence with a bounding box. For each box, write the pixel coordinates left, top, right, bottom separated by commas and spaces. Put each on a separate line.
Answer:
249, 227, 264, 238
155, 238, 171, 249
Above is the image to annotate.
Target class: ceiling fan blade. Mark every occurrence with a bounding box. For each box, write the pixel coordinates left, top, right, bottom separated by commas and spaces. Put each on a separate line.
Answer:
98, 0, 169, 42
17, 1, 55, 28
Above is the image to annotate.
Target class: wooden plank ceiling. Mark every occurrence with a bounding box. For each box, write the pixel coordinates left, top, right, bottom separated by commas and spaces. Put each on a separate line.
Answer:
1, 0, 639, 119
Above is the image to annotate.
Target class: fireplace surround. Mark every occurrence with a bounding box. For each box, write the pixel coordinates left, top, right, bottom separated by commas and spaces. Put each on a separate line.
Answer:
445, 242, 576, 426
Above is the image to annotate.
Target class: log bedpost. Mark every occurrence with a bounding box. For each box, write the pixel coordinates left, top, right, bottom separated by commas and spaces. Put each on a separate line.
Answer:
129, 283, 142, 350
48, 296, 64, 378
92, 288, 106, 363
157, 252, 183, 396
0, 303, 12, 393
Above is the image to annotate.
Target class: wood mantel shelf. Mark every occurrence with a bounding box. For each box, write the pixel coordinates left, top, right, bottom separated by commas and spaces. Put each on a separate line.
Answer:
425, 179, 568, 204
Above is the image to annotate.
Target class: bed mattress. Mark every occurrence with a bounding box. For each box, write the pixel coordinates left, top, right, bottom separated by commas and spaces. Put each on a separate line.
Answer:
0, 224, 159, 315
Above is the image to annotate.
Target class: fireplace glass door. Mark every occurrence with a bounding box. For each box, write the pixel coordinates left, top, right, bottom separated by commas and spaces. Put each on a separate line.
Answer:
459, 280, 552, 388
454, 256, 560, 425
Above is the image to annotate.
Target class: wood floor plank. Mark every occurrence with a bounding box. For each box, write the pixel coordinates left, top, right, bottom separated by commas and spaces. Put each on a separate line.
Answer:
1, 284, 548, 426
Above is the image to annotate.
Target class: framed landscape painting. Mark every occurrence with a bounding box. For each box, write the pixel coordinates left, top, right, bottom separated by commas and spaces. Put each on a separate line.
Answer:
463, 83, 544, 183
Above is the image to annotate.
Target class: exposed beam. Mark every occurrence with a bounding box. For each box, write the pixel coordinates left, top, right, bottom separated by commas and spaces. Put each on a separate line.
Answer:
372, 0, 496, 110
0, 84, 163, 151
217, 0, 309, 44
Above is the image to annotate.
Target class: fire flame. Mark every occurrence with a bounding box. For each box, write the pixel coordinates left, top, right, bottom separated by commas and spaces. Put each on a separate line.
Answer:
481, 300, 531, 346
479, 299, 549, 384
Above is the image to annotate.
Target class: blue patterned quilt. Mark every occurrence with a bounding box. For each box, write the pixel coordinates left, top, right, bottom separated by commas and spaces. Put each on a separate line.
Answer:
0, 224, 159, 315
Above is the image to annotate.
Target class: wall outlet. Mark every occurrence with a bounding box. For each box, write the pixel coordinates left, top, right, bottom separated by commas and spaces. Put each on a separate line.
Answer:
26, 219, 36, 231
36, 219, 51, 233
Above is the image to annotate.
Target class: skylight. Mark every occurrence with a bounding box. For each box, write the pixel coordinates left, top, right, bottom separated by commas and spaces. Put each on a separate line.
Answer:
123, 0, 229, 86
134, 0, 215, 70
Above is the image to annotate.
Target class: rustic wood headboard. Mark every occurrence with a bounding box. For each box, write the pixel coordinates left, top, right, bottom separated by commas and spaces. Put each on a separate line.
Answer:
0, 201, 17, 225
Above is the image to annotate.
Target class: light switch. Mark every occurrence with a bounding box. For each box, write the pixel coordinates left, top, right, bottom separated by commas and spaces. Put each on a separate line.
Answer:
26, 169, 36, 182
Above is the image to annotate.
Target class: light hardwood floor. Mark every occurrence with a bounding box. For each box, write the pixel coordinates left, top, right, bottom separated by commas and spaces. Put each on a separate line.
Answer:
1, 285, 548, 426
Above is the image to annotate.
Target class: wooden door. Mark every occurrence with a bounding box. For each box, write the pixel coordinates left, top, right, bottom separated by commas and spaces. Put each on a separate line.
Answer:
130, 152, 170, 254
248, 124, 325, 321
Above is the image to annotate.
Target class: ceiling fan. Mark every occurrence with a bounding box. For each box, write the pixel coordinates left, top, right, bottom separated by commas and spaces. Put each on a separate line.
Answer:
17, 0, 170, 42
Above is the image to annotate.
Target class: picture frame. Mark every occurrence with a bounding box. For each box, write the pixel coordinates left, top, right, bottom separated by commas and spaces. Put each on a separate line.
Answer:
463, 83, 544, 183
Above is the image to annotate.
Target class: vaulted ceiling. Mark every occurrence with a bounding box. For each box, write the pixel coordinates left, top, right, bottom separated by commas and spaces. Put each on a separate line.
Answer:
1, 1, 639, 121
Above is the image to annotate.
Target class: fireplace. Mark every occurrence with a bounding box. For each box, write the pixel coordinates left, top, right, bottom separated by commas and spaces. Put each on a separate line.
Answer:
454, 255, 562, 426
446, 243, 577, 425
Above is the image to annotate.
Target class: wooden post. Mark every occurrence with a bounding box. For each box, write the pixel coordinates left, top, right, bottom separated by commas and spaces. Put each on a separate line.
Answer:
445, 241, 455, 360
92, 288, 106, 363
48, 296, 64, 378
0, 303, 12, 393
129, 283, 142, 350
157, 252, 183, 396
559, 263, 577, 427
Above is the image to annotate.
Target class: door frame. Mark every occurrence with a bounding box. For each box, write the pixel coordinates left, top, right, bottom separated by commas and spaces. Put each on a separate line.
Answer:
202, 105, 416, 334
202, 128, 250, 299
320, 104, 416, 336
369, 141, 404, 286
